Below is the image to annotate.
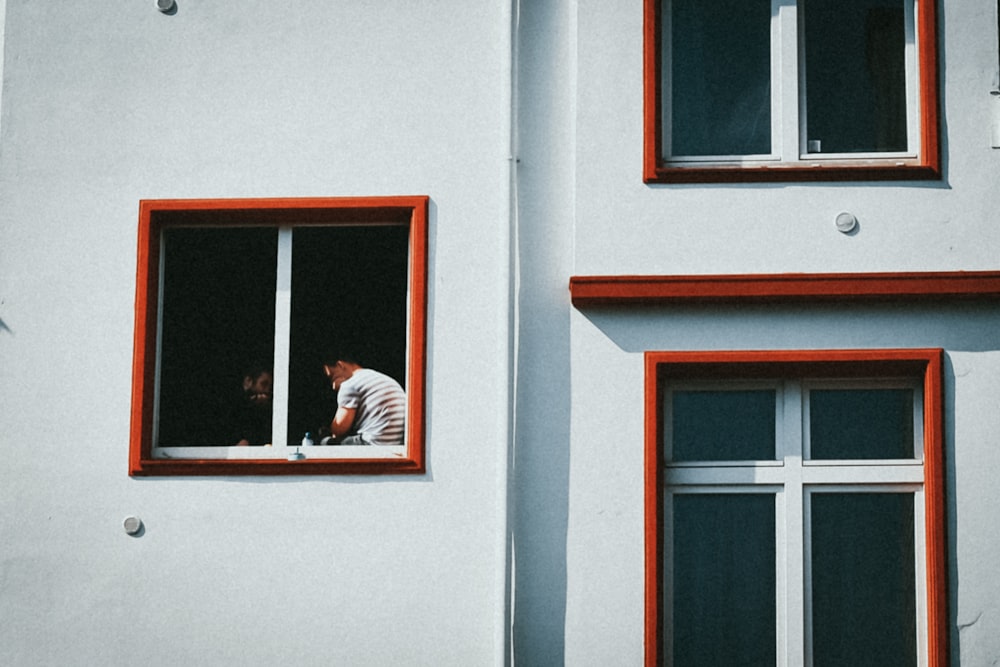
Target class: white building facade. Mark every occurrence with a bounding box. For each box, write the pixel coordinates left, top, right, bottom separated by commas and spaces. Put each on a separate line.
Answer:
2, 1, 999, 664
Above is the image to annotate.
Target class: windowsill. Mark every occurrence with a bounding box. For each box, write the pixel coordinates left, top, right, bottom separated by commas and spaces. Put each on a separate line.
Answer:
131, 449, 422, 476
645, 160, 940, 184
154, 444, 407, 460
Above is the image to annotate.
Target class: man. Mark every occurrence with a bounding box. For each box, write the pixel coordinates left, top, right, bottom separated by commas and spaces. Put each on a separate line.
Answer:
322, 353, 406, 446
230, 366, 273, 446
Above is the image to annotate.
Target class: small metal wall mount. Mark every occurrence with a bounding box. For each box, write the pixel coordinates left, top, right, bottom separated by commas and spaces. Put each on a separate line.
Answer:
835, 212, 859, 234
156, 0, 176, 13
123, 516, 144, 536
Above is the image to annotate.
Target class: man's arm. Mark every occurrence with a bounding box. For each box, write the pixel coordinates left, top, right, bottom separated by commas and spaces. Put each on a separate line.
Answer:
329, 406, 357, 438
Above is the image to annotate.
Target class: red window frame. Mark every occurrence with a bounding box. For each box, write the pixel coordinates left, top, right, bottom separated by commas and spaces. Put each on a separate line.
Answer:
129, 196, 428, 476
643, 0, 941, 183
643, 348, 948, 666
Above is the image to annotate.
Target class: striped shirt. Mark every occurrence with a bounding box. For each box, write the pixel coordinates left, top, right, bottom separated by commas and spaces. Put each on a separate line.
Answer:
337, 368, 406, 446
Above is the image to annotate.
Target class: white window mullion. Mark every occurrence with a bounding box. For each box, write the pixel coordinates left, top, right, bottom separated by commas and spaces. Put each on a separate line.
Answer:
914, 487, 928, 667
271, 226, 293, 451
801, 489, 816, 667
662, 0, 674, 159
903, 0, 919, 153
663, 488, 676, 667
151, 228, 167, 448
777, 0, 800, 161
783, 381, 806, 667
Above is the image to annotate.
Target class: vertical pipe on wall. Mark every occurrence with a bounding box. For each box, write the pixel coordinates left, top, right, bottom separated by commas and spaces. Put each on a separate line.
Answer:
498, 0, 518, 664
0, 0, 7, 140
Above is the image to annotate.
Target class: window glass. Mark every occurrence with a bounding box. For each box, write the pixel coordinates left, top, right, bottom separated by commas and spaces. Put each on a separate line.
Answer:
667, 0, 772, 157
804, 0, 908, 154
157, 227, 278, 446
810, 492, 916, 667
671, 493, 777, 667
287, 225, 409, 445
809, 388, 914, 459
670, 390, 776, 461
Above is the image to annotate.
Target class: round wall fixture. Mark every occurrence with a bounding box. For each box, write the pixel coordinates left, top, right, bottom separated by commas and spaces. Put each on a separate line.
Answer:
835, 212, 858, 233
123, 516, 144, 535
156, 0, 176, 12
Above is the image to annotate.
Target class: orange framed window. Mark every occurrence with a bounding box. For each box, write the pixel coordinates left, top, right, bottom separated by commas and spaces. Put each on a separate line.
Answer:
643, 0, 940, 183
129, 197, 428, 476
644, 349, 947, 666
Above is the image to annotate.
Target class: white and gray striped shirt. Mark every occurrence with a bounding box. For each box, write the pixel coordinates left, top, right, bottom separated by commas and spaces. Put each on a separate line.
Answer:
337, 368, 406, 446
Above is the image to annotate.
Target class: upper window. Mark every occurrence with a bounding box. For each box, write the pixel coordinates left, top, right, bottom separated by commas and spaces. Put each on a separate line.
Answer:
129, 197, 428, 475
643, 0, 940, 182
644, 350, 947, 666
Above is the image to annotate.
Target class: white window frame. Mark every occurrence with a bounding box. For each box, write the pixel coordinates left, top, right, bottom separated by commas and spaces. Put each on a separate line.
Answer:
661, 377, 928, 666
150, 226, 408, 463
663, 0, 919, 166
647, 0, 941, 182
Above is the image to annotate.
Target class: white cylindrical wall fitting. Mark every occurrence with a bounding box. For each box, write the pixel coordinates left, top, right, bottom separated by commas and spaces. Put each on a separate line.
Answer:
835, 212, 858, 233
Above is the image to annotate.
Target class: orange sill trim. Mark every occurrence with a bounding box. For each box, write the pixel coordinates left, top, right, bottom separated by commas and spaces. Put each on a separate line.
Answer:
571, 271, 1000, 307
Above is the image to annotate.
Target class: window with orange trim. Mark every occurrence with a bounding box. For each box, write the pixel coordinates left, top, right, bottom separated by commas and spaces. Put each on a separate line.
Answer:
129, 197, 428, 475
644, 350, 947, 666
643, 0, 940, 183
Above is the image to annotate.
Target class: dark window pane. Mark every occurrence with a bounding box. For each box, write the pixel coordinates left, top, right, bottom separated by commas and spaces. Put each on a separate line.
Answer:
287, 225, 410, 445
809, 389, 913, 459
671, 390, 776, 461
811, 493, 916, 667
157, 227, 277, 446
804, 0, 908, 153
671, 494, 776, 667
667, 0, 772, 156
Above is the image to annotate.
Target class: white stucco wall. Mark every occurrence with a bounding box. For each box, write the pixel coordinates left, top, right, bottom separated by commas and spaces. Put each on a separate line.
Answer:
562, 304, 1000, 665
4, 0, 1000, 664
543, 1, 1000, 664
0, 1, 512, 665
572, 0, 1000, 277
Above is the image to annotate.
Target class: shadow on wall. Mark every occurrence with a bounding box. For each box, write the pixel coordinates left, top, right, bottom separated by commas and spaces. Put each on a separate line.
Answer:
579, 301, 1000, 355
509, 0, 576, 662
511, 304, 572, 665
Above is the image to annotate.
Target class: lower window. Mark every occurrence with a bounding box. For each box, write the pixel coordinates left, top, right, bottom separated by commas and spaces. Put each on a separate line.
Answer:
645, 350, 947, 666
129, 197, 428, 475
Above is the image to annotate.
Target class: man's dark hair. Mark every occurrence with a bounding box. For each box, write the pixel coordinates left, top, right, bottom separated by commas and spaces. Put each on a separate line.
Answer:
318, 346, 364, 366
241, 363, 272, 380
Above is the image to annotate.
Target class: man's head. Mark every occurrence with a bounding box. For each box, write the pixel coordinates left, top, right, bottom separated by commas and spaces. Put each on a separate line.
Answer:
322, 359, 360, 391
320, 347, 364, 391
242, 369, 273, 406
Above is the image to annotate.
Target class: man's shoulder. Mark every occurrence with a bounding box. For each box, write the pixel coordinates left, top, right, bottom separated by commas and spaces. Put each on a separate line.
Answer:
353, 368, 403, 392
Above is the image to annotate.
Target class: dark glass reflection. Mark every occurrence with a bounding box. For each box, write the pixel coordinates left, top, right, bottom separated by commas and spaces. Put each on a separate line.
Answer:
804, 0, 908, 153
287, 225, 409, 445
672, 494, 776, 667
157, 227, 278, 446
811, 493, 916, 667
671, 390, 776, 461
809, 388, 913, 459
667, 0, 772, 156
